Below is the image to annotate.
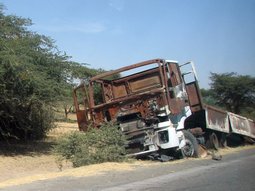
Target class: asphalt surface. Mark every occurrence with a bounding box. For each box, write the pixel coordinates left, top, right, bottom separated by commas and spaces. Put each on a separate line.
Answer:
2, 148, 255, 191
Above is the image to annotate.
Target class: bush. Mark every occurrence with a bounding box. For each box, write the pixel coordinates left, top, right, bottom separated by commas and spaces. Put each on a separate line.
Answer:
0, 96, 55, 140
54, 122, 127, 167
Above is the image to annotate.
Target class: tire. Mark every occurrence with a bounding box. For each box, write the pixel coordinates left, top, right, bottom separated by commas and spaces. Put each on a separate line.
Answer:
209, 132, 219, 150
181, 130, 199, 158
219, 133, 227, 148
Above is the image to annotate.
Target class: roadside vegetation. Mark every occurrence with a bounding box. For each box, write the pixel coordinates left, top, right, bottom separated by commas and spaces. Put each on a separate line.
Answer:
53, 122, 127, 167
0, 4, 102, 141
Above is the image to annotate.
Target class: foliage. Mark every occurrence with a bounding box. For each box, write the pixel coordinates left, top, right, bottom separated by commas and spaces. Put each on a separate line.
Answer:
0, 5, 101, 140
53, 122, 127, 167
0, 6, 57, 139
209, 72, 255, 115
0, 95, 55, 139
200, 88, 218, 107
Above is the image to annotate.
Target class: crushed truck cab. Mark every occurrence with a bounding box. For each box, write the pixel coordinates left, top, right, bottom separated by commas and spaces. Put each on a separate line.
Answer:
73, 59, 193, 157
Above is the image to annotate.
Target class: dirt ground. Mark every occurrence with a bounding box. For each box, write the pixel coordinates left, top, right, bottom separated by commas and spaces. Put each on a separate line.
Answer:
0, 121, 254, 189
0, 121, 158, 188
0, 122, 78, 182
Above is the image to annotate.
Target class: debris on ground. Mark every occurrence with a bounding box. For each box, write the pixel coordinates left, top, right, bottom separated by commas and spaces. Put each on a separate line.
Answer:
208, 150, 222, 161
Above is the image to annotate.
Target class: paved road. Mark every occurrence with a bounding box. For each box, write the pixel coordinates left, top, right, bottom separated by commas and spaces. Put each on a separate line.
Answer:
2, 148, 255, 191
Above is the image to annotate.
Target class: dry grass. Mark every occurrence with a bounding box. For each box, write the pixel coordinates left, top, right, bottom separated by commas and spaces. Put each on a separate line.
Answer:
1, 144, 254, 189
0, 160, 156, 188
0, 121, 158, 188
0, 119, 157, 188
48, 122, 78, 140
218, 145, 255, 155
0, 120, 254, 189
0, 122, 77, 183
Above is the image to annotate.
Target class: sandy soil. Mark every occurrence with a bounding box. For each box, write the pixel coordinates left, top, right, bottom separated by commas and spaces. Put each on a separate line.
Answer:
0, 121, 158, 188
0, 122, 78, 182
0, 122, 153, 184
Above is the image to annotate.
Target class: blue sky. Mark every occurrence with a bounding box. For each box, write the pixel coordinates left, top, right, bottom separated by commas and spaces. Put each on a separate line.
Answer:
1, 0, 255, 88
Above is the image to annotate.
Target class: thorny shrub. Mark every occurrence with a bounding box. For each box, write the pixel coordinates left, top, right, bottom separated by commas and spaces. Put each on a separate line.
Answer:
53, 122, 127, 167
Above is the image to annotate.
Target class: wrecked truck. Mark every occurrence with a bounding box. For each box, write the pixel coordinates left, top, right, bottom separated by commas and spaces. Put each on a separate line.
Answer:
73, 59, 255, 159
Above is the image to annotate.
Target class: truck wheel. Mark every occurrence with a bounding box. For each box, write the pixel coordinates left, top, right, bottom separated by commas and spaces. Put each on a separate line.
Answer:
182, 130, 199, 158
209, 132, 219, 150
220, 133, 227, 148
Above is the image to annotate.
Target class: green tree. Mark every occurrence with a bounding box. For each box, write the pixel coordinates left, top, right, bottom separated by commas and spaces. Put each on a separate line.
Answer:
0, 5, 99, 140
200, 88, 217, 106
209, 72, 255, 115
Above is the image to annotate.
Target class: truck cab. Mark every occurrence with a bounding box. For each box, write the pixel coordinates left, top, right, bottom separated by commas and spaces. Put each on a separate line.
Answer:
73, 59, 204, 158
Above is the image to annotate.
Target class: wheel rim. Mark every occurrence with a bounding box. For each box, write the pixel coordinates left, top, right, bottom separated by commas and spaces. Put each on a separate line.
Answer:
182, 139, 194, 157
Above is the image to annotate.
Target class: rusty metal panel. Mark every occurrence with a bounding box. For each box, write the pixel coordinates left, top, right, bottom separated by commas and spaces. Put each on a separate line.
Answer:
103, 83, 114, 102
76, 111, 89, 131
91, 59, 163, 81
228, 112, 255, 138
185, 82, 203, 112
129, 74, 161, 93
168, 63, 182, 86
73, 85, 92, 131
248, 119, 255, 138
112, 83, 127, 98
205, 105, 230, 133
169, 98, 187, 115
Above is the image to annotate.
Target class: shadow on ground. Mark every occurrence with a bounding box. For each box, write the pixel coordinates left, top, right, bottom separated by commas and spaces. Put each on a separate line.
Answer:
0, 139, 56, 157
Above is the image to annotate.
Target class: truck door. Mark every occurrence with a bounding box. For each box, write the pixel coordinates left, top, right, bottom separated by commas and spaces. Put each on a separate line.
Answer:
166, 62, 187, 114
185, 82, 203, 112
180, 62, 203, 113
73, 84, 91, 131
